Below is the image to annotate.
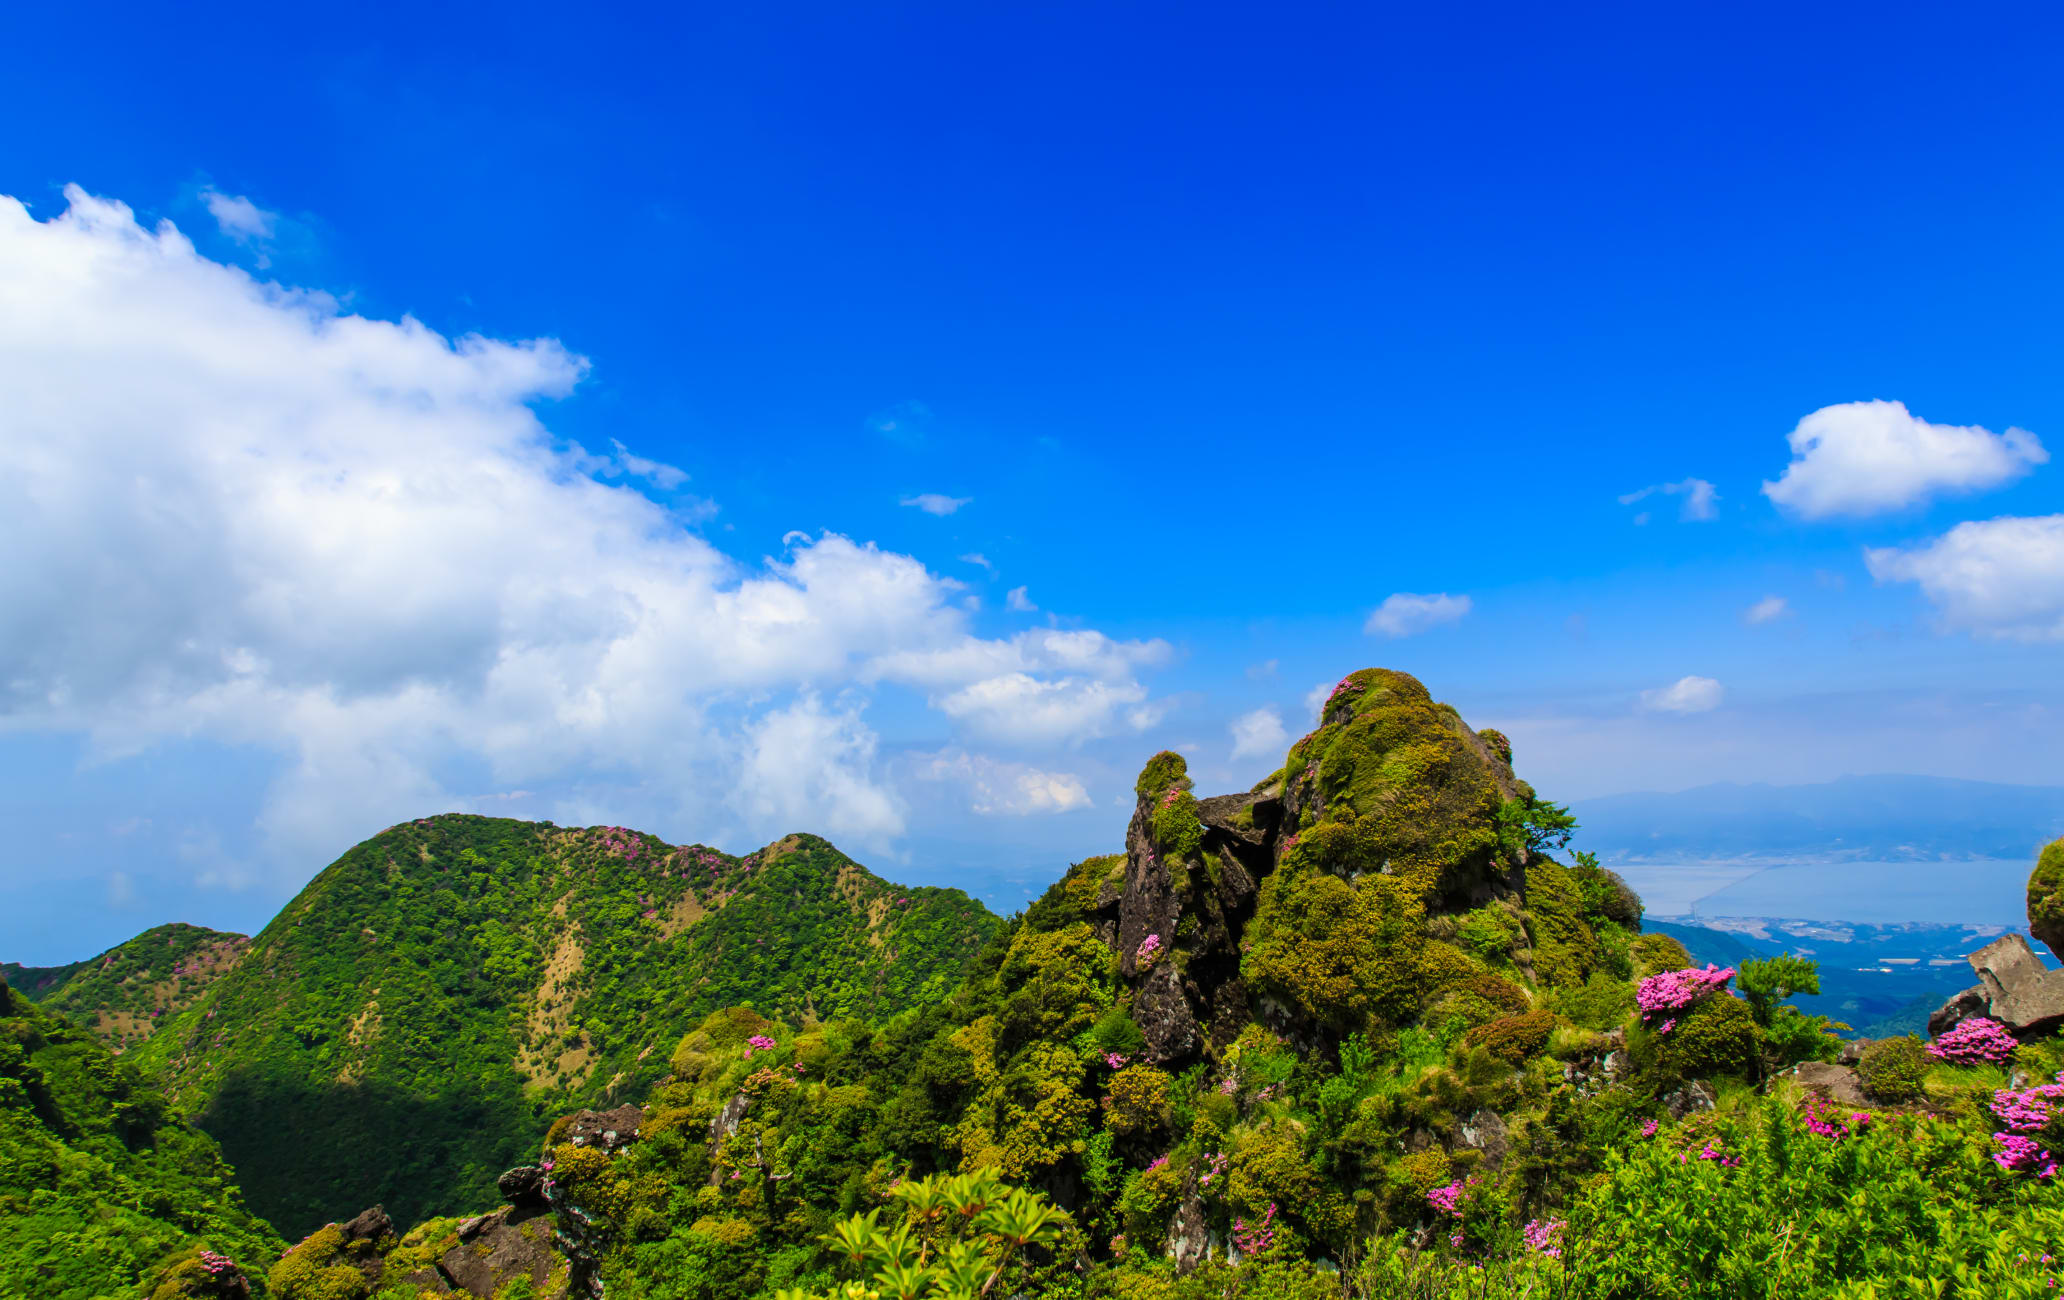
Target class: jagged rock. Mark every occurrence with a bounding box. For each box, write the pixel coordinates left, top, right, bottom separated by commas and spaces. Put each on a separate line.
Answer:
1930, 934, 2064, 1039
1194, 791, 1279, 848
1457, 1108, 1509, 1169
1837, 1037, 1869, 1066
340, 1204, 395, 1244
438, 1205, 568, 1298
497, 1164, 548, 1207
1135, 962, 1200, 1064
1791, 1061, 1870, 1107
707, 1090, 752, 1172
1663, 1080, 1717, 1119
1164, 1179, 1212, 1274
1929, 986, 1989, 1037
563, 1104, 644, 1151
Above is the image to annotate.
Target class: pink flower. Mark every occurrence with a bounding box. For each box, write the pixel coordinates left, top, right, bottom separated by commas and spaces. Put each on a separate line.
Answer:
1930, 1017, 2019, 1066
1636, 965, 1735, 1033
1427, 1177, 1473, 1218
1522, 1217, 1565, 1259
1104, 1052, 1130, 1069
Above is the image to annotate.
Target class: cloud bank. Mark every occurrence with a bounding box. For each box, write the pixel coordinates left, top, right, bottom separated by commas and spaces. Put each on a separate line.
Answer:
0, 186, 1169, 881
1866, 514, 2064, 642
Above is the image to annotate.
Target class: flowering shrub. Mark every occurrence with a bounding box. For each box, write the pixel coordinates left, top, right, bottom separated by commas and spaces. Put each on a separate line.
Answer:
1802, 1099, 1872, 1141
1521, 1217, 1565, 1258
1635, 964, 1735, 1033
1931, 1016, 2019, 1066
743, 1034, 779, 1059
1427, 1176, 1474, 1218
1135, 933, 1163, 971
1990, 1076, 2064, 1178
1232, 1202, 1277, 1256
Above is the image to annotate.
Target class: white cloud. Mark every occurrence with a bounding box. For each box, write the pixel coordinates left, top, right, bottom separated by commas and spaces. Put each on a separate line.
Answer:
932, 674, 1155, 747
1639, 676, 1725, 714
1619, 477, 1719, 522
0, 185, 1169, 878
1865, 514, 2064, 641
1763, 400, 2047, 519
959, 552, 994, 572
1744, 595, 1789, 625
1229, 706, 1288, 762
1246, 659, 1278, 681
901, 493, 970, 516
200, 188, 276, 243
732, 695, 904, 848
918, 749, 1091, 815
1365, 592, 1473, 638
1006, 586, 1037, 612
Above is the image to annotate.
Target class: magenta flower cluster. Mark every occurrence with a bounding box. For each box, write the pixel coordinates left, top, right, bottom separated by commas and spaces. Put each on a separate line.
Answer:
1197, 1150, 1228, 1190
1638, 1118, 1660, 1139
1929, 1016, 2019, 1066
742, 1034, 779, 1059
1324, 676, 1361, 708
1427, 1176, 1474, 1218
1136, 933, 1163, 968
1802, 1099, 1872, 1141
1522, 1217, 1565, 1259
1232, 1201, 1277, 1255
1695, 1144, 1742, 1167
197, 1251, 237, 1276
1635, 964, 1736, 1033
1990, 1075, 2064, 1178
1104, 1052, 1130, 1069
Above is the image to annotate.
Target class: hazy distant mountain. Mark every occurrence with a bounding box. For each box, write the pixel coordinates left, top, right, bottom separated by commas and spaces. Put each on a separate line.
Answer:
1572, 775, 2064, 862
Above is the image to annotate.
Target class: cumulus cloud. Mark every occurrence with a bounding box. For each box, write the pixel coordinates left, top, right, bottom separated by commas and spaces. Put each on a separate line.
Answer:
1639, 676, 1725, 714
0, 185, 1169, 877
1365, 592, 1472, 638
1619, 477, 1719, 522
1006, 586, 1037, 612
1763, 400, 2047, 519
1744, 595, 1789, 625
901, 493, 970, 516
1229, 707, 1288, 762
918, 750, 1092, 815
1865, 514, 2064, 641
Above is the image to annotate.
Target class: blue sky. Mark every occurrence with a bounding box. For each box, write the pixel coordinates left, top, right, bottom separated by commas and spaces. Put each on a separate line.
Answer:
3, 2, 2062, 962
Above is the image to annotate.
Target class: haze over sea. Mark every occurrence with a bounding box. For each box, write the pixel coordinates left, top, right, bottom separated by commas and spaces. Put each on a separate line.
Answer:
1619, 859, 2031, 928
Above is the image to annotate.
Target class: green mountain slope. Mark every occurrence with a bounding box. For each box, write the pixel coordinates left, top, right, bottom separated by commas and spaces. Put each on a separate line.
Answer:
26, 923, 251, 1053
0, 971, 283, 1300
129, 814, 999, 1238
2, 956, 88, 1002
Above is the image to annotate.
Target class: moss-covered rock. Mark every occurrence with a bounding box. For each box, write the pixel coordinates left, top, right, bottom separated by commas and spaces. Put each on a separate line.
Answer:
1276, 669, 1521, 904
2029, 837, 2064, 964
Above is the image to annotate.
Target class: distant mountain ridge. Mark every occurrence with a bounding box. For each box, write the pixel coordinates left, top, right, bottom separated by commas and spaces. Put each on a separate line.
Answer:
10, 922, 249, 1052
1571, 774, 2064, 862
127, 814, 1001, 1237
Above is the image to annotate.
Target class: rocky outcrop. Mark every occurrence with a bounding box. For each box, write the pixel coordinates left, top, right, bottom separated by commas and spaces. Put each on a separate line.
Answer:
1927, 933, 2064, 1039
562, 1103, 644, 1152
1789, 1061, 1869, 1107
440, 1206, 567, 1298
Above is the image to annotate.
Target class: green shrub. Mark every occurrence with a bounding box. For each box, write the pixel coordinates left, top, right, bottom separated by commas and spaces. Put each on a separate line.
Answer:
1657, 995, 1758, 1079
1858, 1035, 1932, 1102
1462, 1009, 1556, 1065
2030, 837, 2064, 962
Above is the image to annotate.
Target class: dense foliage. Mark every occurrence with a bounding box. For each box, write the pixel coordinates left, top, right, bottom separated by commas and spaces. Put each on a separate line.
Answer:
128, 816, 998, 1237
0, 973, 283, 1299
